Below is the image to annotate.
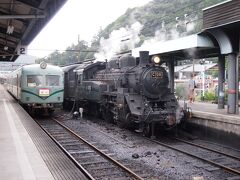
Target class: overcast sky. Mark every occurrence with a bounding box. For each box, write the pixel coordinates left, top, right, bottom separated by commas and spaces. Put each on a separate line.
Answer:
28, 0, 151, 58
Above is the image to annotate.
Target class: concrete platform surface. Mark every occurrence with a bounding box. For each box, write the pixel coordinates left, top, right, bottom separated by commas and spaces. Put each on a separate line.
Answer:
179, 100, 240, 136
0, 86, 54, 179
0, 84, 89, 180
180, 100, 240, 124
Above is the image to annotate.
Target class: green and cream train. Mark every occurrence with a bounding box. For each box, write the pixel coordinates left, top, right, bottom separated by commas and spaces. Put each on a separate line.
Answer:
6, 62, 64, 115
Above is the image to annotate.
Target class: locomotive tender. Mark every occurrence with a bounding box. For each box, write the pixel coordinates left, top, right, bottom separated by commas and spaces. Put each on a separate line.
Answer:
64, 51, 184, 136
7, 62, 64, 115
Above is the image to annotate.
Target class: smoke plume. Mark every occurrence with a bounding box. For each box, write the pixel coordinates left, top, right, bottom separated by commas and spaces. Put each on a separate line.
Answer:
95, 22, 143, 60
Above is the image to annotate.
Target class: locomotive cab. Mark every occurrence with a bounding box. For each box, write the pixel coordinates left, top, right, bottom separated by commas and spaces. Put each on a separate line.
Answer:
119, 54, 136, 68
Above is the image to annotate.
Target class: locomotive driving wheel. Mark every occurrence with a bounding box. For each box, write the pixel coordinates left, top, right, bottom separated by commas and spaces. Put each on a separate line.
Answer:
143, 123, 151, 137
116, 119, 125, 128
143, 123, 156, 139
91, 103, 101, 118
101, 105, 113, 123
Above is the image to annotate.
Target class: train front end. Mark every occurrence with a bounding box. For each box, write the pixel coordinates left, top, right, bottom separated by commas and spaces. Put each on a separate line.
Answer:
21, 62, 64, 114
141, 52, 183, 127
124, 51, 184, 135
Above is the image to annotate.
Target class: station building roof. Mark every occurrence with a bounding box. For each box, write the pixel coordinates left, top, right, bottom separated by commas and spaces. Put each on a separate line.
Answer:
132, 0, 240, 61
176, 63, 217, 73
174, 64, 192, 72
0, 0, 67, 62
132, 34, 220, 61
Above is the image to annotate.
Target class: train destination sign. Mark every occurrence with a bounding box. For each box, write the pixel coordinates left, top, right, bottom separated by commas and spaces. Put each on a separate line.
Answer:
39, 88, 50, 97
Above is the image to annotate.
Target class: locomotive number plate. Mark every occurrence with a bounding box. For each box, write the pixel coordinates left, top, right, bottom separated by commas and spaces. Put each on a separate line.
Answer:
151, 71, 163, 79
39, 88, 50, 96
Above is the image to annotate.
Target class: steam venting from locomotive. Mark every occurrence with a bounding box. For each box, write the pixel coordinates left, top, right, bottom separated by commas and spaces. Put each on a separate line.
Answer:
95, 22, 143, 60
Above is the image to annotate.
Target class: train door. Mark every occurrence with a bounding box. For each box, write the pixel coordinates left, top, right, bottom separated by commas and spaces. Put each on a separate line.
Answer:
18, 73, 22, 100
11, 76, 13, 93
17, 74, 18, 99
77, 73, 83, 99
64, 72, 68, 98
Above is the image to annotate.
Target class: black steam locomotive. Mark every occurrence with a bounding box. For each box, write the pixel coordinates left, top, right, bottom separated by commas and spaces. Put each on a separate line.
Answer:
63, 51, 185, 137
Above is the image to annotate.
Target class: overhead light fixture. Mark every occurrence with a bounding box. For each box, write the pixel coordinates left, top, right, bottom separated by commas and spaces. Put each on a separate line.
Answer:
7, 25, 14, 34
4, 46, 8, 51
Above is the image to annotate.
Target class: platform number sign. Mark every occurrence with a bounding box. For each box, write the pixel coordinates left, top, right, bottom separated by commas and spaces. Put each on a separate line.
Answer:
17, 46, 27, 55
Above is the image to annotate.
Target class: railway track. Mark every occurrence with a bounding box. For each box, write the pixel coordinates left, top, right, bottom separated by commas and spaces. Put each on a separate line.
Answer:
35, 118, 148, 180
34, 112, 240, 179
146, 135, 240, 177
80, 117, 240, 177
172, 137, 240, 161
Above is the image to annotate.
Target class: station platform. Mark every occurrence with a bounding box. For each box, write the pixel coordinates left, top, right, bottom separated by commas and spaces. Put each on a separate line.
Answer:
179, 100, 240, 136
0, 84, 88, 180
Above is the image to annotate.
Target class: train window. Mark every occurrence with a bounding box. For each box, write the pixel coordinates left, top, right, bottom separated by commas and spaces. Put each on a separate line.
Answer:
46, 75, 60, 86
27, 75, 43, 87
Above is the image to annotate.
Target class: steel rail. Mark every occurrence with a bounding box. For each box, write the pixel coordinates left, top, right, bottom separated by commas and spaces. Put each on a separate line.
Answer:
145, 137, 240, 175
173, 137, 240, 161
34, 119, 94, 180
52, 118, 144, 180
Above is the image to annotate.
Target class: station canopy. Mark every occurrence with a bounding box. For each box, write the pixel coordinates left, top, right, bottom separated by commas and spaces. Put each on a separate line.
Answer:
0, 0, 67, 62
132, 34, 220, 61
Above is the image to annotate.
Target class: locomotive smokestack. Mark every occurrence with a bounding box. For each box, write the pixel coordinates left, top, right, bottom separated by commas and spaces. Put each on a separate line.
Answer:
139, 51, 149, 66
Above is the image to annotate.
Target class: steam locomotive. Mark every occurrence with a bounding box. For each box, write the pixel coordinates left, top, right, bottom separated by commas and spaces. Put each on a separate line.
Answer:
63, 51, 185, 137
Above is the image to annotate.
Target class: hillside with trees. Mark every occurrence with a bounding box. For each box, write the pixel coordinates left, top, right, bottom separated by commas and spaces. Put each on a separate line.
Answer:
37, 0, 225, 65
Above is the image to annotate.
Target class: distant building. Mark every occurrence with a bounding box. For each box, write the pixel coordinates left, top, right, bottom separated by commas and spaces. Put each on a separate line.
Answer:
174, 63, 217, 79
0, 55, 36, 72
0, 55, 36, 82
174, 62, 218, 92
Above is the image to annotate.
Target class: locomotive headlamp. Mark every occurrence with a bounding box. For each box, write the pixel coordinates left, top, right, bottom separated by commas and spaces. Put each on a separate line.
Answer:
40, 61, 47, 69
118, 103, 123, 109
152, 56, 161, 64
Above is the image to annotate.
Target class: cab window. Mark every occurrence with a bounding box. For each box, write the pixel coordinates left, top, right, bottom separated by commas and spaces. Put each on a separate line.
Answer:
46, 75, 60, 86
27, 75, 43, 87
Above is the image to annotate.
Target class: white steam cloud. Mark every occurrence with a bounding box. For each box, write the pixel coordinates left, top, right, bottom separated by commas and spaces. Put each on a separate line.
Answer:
142, 14, 198, 47
95, 13, 198, 60
95, 22, 143, 60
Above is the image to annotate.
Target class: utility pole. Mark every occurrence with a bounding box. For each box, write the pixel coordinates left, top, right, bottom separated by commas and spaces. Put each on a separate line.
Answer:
199, 59, 205, 101
192, 59, 195, 76
77, 34, 80, 62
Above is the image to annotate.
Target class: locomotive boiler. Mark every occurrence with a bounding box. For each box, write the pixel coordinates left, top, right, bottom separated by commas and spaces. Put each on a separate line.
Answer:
64, 51, 184, 137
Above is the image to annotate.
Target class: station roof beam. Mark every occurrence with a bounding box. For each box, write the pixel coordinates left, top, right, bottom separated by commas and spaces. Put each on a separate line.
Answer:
0, 0, 68, 62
